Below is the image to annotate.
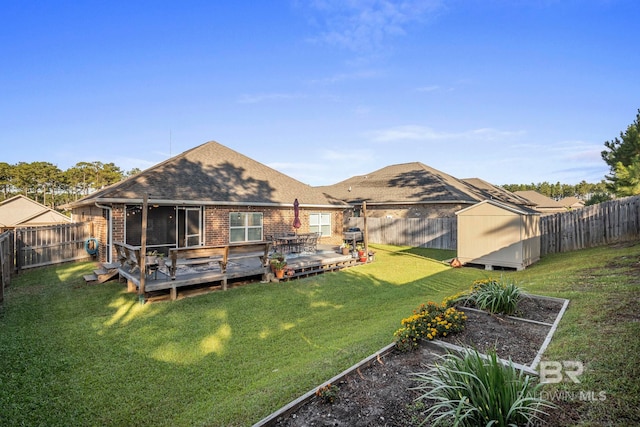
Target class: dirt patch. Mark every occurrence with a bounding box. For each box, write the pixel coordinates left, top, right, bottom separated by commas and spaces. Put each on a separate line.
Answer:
273, 295, 565, 427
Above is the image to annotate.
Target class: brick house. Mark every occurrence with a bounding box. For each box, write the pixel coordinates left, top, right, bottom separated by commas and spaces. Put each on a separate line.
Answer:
67, 141, 349, 263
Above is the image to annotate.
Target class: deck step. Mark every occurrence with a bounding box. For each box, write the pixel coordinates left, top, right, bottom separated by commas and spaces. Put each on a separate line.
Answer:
96, 268, 120, 284
83, 273, 98, 283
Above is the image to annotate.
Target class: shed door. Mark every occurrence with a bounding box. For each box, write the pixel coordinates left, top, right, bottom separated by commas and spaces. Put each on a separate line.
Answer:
177, 207, 202, 248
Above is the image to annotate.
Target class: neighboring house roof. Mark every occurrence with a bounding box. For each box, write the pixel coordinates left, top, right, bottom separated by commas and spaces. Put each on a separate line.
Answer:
462, 178, 535, 207
514, 190, 567, 212
0, 195, 71, 228
67, 141, 349, 208
559, 196, 585, 209
318, 162, 526, 206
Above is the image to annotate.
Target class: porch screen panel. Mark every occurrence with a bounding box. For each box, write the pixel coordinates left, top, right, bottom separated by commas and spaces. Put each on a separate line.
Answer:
185, 208, 201, 247
125, 205, 175, 247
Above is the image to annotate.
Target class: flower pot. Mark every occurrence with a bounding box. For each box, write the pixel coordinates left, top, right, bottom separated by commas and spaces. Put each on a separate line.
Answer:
341, 247, 350, 255
275, 269, 285, 279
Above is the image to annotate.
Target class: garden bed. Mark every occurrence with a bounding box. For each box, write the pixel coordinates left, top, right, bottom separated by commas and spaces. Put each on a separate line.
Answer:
266, 294, 567, 427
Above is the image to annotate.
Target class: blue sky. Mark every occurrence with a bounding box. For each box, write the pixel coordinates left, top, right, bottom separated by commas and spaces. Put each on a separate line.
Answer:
2, 0, 638, 186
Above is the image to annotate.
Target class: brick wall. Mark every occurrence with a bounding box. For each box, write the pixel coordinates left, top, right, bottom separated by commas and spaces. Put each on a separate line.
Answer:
79, 203, 346, 252
72, 205, 109, 263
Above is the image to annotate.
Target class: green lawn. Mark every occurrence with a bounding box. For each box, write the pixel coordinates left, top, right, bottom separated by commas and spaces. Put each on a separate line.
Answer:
0, 243, 638, 426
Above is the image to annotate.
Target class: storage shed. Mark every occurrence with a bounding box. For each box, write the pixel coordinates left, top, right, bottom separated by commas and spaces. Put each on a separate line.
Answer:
455, 200, 540, 271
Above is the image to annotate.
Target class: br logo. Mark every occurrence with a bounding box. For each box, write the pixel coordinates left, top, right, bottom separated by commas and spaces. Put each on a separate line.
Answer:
539, 361, 583, 383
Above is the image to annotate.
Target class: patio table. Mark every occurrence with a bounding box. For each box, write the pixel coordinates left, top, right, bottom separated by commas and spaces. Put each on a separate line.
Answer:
276, 235, 304, 253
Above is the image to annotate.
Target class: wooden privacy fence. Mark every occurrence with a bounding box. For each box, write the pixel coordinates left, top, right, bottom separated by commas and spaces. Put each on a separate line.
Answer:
15, 222, 93, 270
0, 231, 13, 302
539, 195, 640, 255
347, 216, 457, 250
347, 195, 640, 255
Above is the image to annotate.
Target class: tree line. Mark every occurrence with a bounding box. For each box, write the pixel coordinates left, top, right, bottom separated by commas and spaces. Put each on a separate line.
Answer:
0, 161, 141, 208
501, 181, 610, 205
2, 108, 637, 210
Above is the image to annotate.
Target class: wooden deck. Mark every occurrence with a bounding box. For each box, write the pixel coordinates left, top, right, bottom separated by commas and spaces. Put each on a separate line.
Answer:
118, 248, 364, 301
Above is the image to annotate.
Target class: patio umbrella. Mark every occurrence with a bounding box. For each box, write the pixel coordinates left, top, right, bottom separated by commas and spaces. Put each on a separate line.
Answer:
293, 198, 301, 231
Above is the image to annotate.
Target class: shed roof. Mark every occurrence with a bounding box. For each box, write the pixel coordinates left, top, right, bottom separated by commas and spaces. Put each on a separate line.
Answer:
68, 141, 349, 209
0, 195, 71, 227
456, 199, 540, 216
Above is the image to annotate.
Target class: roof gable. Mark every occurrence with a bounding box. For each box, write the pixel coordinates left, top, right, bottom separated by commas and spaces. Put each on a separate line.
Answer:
514, 191, 566, 209
462, 178, 534, 206
71, 141, 348, 208
318, 162, 482, 204
319, 163, 528, 207
0, 195, 70, 227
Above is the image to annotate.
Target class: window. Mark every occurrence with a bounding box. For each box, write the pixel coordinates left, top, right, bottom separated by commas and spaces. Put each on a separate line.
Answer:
309, 212, 331, 237
229, 212, 263, 243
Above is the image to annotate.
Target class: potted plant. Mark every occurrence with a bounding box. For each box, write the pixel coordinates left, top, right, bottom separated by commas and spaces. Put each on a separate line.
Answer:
271, 259, 287, 279
269, 252, 285, 273
356, 245, 367, 262
340, 241, 351, 255
156, 252, 166, 267
146, 250, 158, 265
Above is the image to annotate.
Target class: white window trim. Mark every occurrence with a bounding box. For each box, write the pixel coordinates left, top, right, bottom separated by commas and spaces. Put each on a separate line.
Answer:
229, 212, 264, 243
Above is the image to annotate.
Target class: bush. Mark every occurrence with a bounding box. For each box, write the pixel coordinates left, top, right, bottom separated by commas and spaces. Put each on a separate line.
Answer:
394, 301, 467, 351
448, 277, 522, 315
316, 383, 339, 404
474, 279, 521, 315
412, 348, 553, 427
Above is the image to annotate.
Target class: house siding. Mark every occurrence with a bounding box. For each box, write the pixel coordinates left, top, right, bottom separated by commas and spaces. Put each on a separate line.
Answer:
208, 206, 344, 245
112, 205, 125, 244
77, 204, 345, 258
350, 203, 471, 219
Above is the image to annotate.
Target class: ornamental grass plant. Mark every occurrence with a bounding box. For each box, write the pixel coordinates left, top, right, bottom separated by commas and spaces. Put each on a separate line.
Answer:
452, 277, 522, 315
473, 279, 521, 315
412, 348, 554, 427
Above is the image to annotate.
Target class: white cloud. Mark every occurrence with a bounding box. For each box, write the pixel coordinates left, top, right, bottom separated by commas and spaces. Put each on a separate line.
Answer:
306, 0, 444, 52
369, 125, 525, 142
549, 140, 604, 162
416, 85, 440, 92
236, 93, 304, 104
310, 69, 381, 84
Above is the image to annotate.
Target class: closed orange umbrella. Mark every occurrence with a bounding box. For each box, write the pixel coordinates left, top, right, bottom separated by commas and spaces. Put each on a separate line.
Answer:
293, 198, 301, 231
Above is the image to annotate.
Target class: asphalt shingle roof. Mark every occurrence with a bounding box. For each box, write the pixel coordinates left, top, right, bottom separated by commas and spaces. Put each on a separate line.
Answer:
319, 162, 527, 206
71, 141, 348, 208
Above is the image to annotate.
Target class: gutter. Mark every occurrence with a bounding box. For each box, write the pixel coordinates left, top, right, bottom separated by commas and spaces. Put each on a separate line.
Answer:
73, 198, 349, 210
350, 200, 477, 206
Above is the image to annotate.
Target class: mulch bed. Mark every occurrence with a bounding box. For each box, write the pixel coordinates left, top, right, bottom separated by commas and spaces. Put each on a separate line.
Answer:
271, 295, 565, 427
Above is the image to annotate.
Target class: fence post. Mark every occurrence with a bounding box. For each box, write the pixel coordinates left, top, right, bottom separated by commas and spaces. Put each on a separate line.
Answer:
15, 229, 22, 274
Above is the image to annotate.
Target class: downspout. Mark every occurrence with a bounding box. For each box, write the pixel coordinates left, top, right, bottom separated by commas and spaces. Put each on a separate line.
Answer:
95, 202, 113, 264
